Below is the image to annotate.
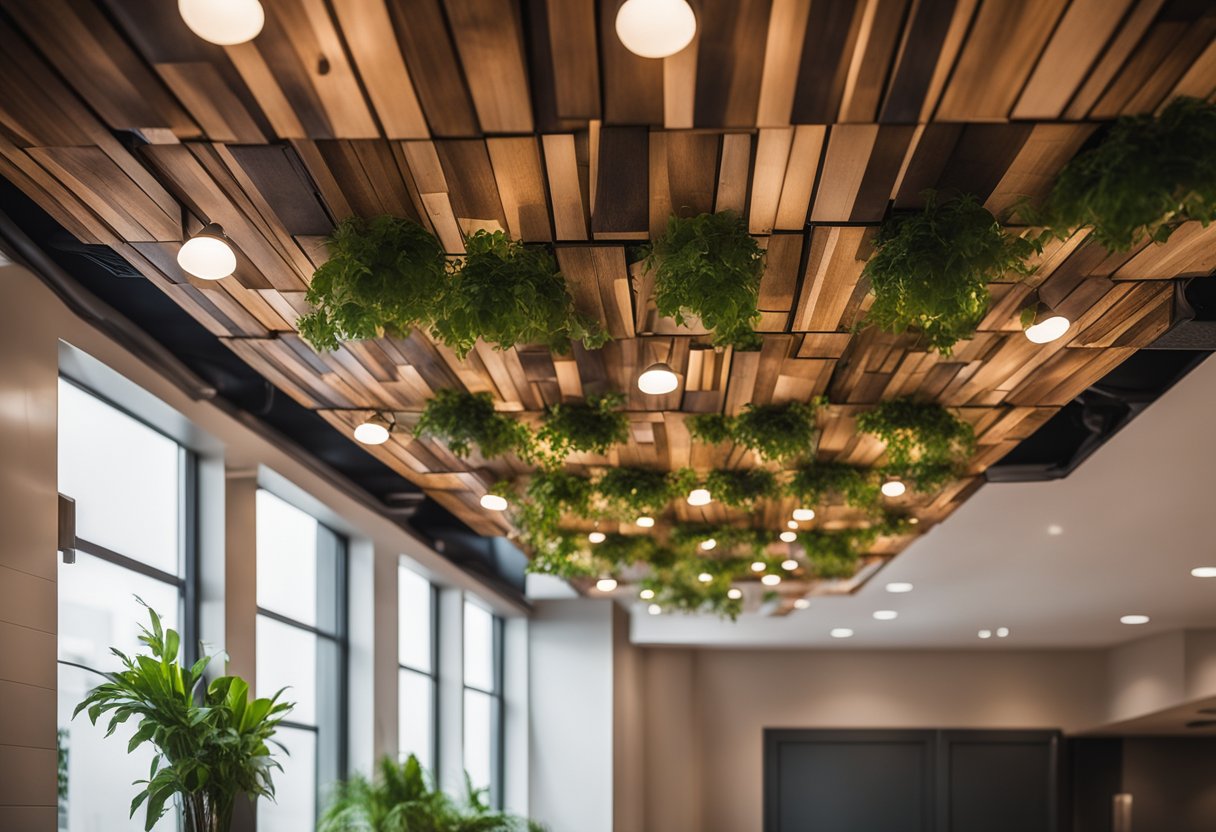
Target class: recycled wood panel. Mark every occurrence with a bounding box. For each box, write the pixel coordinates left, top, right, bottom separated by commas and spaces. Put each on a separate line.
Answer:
1, 0, 1212, 601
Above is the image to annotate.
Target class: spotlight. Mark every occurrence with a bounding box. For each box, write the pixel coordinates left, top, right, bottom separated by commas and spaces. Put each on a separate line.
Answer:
830, 628, 854, 639
881, 479, 906, 498
636, 515, 656, 528
793, 598, 810, 610
781, 559, 798, 571
353, 412, 393, 445
639, 588, 655, 600
648, 603, 662, 616
727, 588, 743, 600
761, 574, 781, 587
177, 223, 237, 280
699, 538, 717, 551
637, 362, 680, 395
588, 531, 606, 544
750, 561, 766, 573
779, 531, 797, 543
1023, 296, 1071, 344
697, 572, 713, 583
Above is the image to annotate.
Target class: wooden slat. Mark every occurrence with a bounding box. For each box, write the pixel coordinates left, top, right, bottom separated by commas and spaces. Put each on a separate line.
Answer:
444, 0, 534, 134
389, 0, 480, 136
791, 0, 866, 123
793, 226, 870, 332
542, 134, 589, 241
487, 137, 552, 242
332, 0, 430, 139
591, 128, 649, 239
756, 0, 813, 127
598, 0, 663, 125
810, 125, 879, 223
716, 133, 752, 215
748, 128, 794, 234
839, 0, 911, 123
693, 0, 772, 127
544, 0, 601, 120
774, 126, 826, 231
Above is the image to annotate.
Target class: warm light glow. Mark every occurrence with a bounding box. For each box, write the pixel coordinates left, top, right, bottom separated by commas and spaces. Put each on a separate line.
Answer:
700, 538, 717, 551
787, 520, 799, 530
885, 582, 914, 593
996, 627, 1010, 638
792, 508, 816, 522
479, 494, 508, 512
687, 488, 712, 507
908, 517, 919, 525
781, 559, 798, 571
595, 577, 618, 592
750, 561, 766, 573
881, 479, 906, 498
1192, 567, 1216, 578
727, 588, 743, 600
353, 418, 390, 446
177, 224, 236, 280
697, 572, 713, 583
588, 531, 606, 544
1047, 523, 1064, 536
779, 531, 797, 543
1025, 315, 1070, 344
873, 610, 898, 621
615, 0, 696, 59
639, 588, 655, 600
761, 574, 781, 586
978, 629, 992, 639
179, 0, 265, 45
637, 362, 680, 395
636, 515, 655, 528
1120, 614, 1150, 625
829, 628, 854, 639
647, 603, 662, 616
793, 598, 810, 610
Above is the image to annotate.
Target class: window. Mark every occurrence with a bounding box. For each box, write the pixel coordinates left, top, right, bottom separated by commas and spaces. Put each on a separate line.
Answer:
463, 600, 503, 806
56, 379, 193, 832
398, 564, 437, 771
255, 489, 346, 832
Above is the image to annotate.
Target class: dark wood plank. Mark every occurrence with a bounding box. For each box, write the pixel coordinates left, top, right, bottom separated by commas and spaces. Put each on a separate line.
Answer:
791, 0, 866, 123
693, 0, 773, 128
388, 0, 480, 137
599, 0, 664, 125
591, 128, 649, 239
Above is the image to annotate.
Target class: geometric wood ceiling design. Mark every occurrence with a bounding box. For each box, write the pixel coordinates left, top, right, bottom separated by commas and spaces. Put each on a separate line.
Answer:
2, 0, 1214, 600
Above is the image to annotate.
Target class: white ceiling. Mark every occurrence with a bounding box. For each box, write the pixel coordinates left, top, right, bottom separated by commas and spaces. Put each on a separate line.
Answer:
629, 351, 1216, 649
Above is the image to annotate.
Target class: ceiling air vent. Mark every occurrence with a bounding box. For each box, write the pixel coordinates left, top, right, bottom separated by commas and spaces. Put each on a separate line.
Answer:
1147, 278, 1216, 350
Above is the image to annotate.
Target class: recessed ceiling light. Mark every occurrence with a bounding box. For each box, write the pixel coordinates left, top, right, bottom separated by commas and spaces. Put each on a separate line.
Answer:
595, 578, 618, 592
1025, 314, 1071, 345
479, 493, 508, 512
978, 629, 992, 639
588, 531, 606, 544
177, 223, 237, 279
996, 627, 1010, 638
793, 598, 810, 610
792, 508, 816, 522
727, 588, 743, 600
700, 538, 717, 551
1120, 614, 1150, 625
639, 588, 655, 600
873, 610, 898, 621
761, 574, 781, 586
1047, 524, 1064, 536
615, 0, 696, 59
885, 582, 914, 594
781, 559, 798, 571
881, 480, 906, 498
636, 515, 655, 528
750, 561, 766, 573
687, 488, 712, 507
786, 520, 799, 530
637, 362, 679, 395
829, 628, 854, 639
908, 517, 919, 525
353, 412, 393, 445
779, 531, 797, 543
1192, 567, 1216, 578
179, 0, 265, 46
647, 603, 662, 616
697, 572, 713, 583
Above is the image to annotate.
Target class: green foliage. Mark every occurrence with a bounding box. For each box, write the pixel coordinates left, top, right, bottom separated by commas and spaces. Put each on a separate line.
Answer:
644, 212, 765, 350
415, 389, 534, 461
595, 467, 680, 518
526, 533, 604, 579
57, 728, 68, 803
318, 754, 544, 832
685, 413, 734, 444
74, 601, 293, 832
1023, 97, 1216, 251
667, 524, 771, 560
857, 397, 975, 473
513, 471, 593, 550
643, 564, 744, 620
298, 216, 448, 352
537, 394, 629, 462
704, 468, 780, 508
786, 463, 881, 514
863, 192, 1039, 354
432, 230, 606, 359
690, 401, 822, 462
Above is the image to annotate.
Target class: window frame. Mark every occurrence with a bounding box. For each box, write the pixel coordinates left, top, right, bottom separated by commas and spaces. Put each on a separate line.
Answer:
397, 564, 440, 772
462, 601, 505, 808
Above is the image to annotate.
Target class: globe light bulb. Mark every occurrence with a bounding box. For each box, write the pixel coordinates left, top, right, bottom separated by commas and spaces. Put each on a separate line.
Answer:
615, 0, 696, 59
177, 224, 237, 280
792, 508, 816, 522
179, 0, 265, 46
596, 577, 618, 592
881, 479, 906, 498
687, 488, 711, 507
1025, 315, 1070, 344
480, 494, 508, 512
353, 412, 393, 446
637, 362, 679, 395
636, 515, 656, 528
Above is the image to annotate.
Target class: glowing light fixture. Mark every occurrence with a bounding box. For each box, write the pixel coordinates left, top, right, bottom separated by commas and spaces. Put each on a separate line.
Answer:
873, 610, 898, 621
727, 588, 743, 600
761, 574, 781, 587
636, 515, 656, 528
697, 572, 713, 583
996, 627, 1010, 638
595, 577, 618, 592
700, 538, 717, 551
177, 223, 237, 280
588, 531, 607, 544
978, 629, 993, 639
1047, 524, 1064, 536
479, 493, 508, 512
687, 488, 712, 507
647, 603, 662, 616
1023, 296, 1071, 344
639, 588, 655, 600
750, 561, 766, 573
793, 598, 810, 610
787, 520, 799, 530
353, 412, 393, 446
792, 508, 816, 522
829, 627, 854, 639
179, 0, 265, 45
1120, 614, 1150, 625
885, 582, 914, 593
615, 0, 696, 59
881, 479, 907, 498
779, 531, 797, 543
637, 362, 680, 395
1192, 566, 1216, 578
781, 559, 798, 571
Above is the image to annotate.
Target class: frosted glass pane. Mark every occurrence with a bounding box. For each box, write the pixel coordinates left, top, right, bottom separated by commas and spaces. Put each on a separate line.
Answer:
57, 379, 180, 574
256, 490, 318, 626
463, 602, 494, 692
58, 554, 179, 669
256, 616, 317, 725
463, 689, 493, 794
258, 725, 316, 832
398, 565, 432, 672
398, 669, 434, 770
58, 663, 177, 832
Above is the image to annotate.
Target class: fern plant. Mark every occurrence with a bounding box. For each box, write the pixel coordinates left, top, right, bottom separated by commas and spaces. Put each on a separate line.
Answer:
863, 192, 1039, 354
537, 393, 629, 462
644, 212, 765, 350
1024, 97, 1216, 251
298, 216, 448, 352
414, 389, 534, 461
432, 230, 606, 359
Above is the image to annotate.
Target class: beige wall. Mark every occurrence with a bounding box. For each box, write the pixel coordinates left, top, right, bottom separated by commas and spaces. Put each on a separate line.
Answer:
639, 647, 1109, 832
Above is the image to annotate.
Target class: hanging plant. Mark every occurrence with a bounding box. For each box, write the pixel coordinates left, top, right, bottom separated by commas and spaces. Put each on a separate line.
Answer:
1022, 97, 1216, 251
786, 463, 882, 514
857, 397, 974, 470
685, 413, 734, 444
432, 230, 607, 359
690, 400, 823, 462
513, 470, 593, 549
644, 211, 765, 350
704, 468, 780, 508
642, 565, 744, 620
537, 393, 629, 462
668, 524, 771, 560
596, 467, 680, 518
414, 389, 534, 460
298, 216, 447, 352
797, 515, 910, 579
863, 191, 1039, 355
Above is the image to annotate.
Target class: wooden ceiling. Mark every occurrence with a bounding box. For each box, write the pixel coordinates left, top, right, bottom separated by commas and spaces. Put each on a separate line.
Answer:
1, 0, 1214, 597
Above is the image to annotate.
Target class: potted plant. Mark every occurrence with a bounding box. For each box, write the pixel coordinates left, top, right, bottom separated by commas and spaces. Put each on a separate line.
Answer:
74, 601, 293, 832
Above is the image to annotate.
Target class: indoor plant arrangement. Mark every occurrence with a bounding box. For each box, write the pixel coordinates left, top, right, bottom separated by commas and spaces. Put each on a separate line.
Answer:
415, 389, 535, 462
688, 400, 823, 462
786, 462, 882, 515
536, 393, 630, 461
74, 601, 293, 832
857, 397, 975, 493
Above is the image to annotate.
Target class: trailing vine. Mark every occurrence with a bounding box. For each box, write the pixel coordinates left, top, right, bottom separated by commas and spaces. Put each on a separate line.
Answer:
537, 393, 630, 462
644, 211, 765, 350
596, 467, 682, 518
786, 463, 882, 514
863, 191, 1039, 355
689, 400, 823, 462
704, 468, 780, 508
857, 397, 974, 492
513, 471, 593, 549
414, 389, 533, 461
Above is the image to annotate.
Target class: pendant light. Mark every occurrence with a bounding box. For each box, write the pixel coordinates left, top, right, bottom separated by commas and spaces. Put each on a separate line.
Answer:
1022, 294, 1071, 344
637, 362, 679, 395
480, 493, 509, 512
177, 223, 237, 280
179, 0, 265, 45
615, 0, 697, 59
353, 412, 394, 446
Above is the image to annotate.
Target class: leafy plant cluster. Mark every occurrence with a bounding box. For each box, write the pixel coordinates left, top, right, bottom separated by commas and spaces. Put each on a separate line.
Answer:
74, 601, 293, 832
1023, 97, 1216, 251
537, 393, 630, 459
318, 754, 543, 832
644, 211, 765, 350
299, 220, 605, 358
786, 462, 882, 514
864, 191, 1040, 355
704, 468, 780, 508
798, 515, 910, 580
414, 389, 533, 461
688, 400, 824, 462
596, 466, 687, 518
856, 397, 975, 492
